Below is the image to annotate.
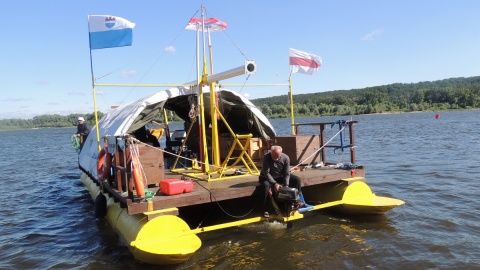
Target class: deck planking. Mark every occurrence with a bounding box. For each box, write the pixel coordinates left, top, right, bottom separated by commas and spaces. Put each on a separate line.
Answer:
122, 166, 365, 215
96, 120, 363, 216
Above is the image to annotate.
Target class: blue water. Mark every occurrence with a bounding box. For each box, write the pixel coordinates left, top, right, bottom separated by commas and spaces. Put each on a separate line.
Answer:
0, 110, 479, 269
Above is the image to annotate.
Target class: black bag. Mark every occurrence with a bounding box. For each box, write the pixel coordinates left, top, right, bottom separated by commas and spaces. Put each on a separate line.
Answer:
276, 186, 299, 202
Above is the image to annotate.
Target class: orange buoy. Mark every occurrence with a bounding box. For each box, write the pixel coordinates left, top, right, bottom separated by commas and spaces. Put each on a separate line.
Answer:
131, 156, 145, 197
97, 148, 112, 180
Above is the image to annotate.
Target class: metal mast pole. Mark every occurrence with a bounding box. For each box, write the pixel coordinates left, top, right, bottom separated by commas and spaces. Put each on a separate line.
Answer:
289, 75, 295, 135
198, 5, 210, 171
87, 15, 101, 152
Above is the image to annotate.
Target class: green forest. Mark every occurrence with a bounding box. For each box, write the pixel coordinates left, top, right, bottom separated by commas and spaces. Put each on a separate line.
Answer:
252, 76, 480, 118
0, 112, 104, 131
1, 76, 479, 130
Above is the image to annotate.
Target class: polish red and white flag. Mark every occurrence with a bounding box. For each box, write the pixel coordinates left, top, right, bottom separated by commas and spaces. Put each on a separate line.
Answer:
185, 18, 227, 32
289, 48, 322, 75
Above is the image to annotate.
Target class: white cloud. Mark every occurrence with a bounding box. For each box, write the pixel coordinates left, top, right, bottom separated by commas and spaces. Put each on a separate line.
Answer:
362, 29, 384, 41
243, 93, 250, 98
68, 91, 86, 96
121, 70, 136, 78
0, 97, 33, 102
0, 110, 35, 119
36, 80, 49, 85
165, 46, 176, 53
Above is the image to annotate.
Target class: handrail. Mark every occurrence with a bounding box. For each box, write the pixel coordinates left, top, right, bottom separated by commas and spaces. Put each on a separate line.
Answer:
293, 121, 358, 164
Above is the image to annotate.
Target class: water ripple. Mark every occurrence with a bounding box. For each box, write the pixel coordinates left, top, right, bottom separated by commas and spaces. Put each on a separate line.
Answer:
1, 113, 480, 269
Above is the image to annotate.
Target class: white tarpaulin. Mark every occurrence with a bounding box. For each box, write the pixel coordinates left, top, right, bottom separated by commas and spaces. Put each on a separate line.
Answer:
78, 85, 276, 178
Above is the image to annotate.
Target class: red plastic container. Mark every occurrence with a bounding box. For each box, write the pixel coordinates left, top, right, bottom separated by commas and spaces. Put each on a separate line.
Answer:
184, 180, 194, 193
160, 179, 194, 195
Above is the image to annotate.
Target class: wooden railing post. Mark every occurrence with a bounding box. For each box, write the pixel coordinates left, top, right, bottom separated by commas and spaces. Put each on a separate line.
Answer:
320, 123, 326, 163
348, 122, 356, 164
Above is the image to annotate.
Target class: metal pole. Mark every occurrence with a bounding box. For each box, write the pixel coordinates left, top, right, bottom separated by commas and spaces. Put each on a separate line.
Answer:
87, 15, 101, 152
289, 76, 295, 135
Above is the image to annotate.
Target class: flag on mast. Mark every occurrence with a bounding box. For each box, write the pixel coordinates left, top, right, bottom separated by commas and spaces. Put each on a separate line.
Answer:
185, 17, 227, 32
289, 48, 322, 75
88, 15, 135, 50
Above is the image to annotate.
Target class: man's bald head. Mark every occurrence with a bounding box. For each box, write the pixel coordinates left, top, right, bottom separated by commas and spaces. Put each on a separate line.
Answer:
271, 145, 282, 161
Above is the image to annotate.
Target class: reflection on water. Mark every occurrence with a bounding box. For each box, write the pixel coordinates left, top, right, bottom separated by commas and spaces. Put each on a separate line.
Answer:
192, 213, 396, 269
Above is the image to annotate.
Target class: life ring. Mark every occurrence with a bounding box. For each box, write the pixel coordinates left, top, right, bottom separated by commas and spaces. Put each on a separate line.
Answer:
97, 148, 112, 180
131, 156, 145, 197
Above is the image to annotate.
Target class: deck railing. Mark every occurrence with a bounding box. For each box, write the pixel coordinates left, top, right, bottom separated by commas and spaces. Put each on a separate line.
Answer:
293, 120, 357, 165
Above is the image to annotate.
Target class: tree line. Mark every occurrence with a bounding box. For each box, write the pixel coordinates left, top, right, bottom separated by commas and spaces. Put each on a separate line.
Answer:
251, 76, 480, 118
1, 76, 479, 130
0, 112, 104, 130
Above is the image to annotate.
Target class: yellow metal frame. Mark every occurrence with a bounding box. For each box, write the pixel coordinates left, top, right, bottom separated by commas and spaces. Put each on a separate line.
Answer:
169, 57, 260, 181
217, 134, 259, 178
288, 76, 295, 135
129, 198, 350, 251
170, 106, 260, 181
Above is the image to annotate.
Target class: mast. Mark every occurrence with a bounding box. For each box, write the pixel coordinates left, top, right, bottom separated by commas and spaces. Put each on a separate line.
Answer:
208, 29, 214, 75
87, 16, 101, 152
181, 6, 257, 178
289, 76, 295, 135
207, 25, 220, 166
198, 5, 210, 171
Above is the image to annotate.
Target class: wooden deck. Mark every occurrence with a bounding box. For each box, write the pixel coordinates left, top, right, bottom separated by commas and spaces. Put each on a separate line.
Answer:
92, 120, 363, 217
98, 165, 364, 216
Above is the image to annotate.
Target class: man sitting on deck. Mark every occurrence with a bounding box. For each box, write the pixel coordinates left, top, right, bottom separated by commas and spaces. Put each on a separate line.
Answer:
259, 145, 304, 218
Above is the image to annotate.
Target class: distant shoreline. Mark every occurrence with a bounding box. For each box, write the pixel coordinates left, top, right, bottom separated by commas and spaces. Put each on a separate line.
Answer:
1, 108, 478, 131
270, 107, 478, 119
0, 126, 76, 132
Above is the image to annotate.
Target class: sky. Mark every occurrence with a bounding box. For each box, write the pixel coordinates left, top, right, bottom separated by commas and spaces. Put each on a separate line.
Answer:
1, 1, 480, 119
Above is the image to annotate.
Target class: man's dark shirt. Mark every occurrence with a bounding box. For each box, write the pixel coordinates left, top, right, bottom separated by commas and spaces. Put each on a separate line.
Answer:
261, 152, 291, 186
76, 122, 90, 136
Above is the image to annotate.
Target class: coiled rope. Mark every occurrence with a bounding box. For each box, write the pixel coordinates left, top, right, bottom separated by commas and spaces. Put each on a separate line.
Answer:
71, 135, 80, 150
